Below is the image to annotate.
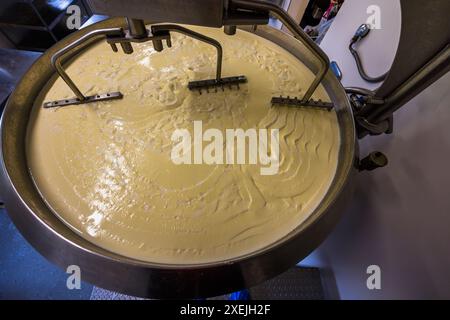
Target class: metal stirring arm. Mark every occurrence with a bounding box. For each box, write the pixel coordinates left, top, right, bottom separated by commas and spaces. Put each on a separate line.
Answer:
230, 0, 332, 109
149, 25, 247, 93
43, 27, 126, 108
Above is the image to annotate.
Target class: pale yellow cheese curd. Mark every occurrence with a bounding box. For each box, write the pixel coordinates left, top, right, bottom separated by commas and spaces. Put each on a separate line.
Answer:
27, 26, 340, 264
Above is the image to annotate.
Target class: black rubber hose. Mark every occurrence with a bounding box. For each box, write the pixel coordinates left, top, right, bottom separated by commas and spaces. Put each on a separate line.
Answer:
345, 86, 375, 96
349, 40, 388, 83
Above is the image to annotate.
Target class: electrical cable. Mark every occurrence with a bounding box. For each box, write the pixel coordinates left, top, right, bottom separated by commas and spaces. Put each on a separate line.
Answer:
349, 24, 388, 83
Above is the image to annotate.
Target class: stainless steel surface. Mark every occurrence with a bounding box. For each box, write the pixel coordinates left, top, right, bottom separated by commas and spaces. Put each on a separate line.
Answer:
0, 18, 357, 298
126, 18, 147, 38
224, 25, 237, 36
362, 44, 450, 127
88, 0, 226, 27
89, 0, 331, 106
354, 0, 450, 137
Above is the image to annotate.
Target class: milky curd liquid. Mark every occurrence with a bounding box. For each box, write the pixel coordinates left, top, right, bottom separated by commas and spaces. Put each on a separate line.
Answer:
27, 26, 340, 264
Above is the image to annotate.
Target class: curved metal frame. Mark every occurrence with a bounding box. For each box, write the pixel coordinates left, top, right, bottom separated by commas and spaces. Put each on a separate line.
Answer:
51, 27, 124, 101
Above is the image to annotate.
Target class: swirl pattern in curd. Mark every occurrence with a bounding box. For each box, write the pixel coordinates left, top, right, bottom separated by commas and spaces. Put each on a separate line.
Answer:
27, 26, 340, 264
